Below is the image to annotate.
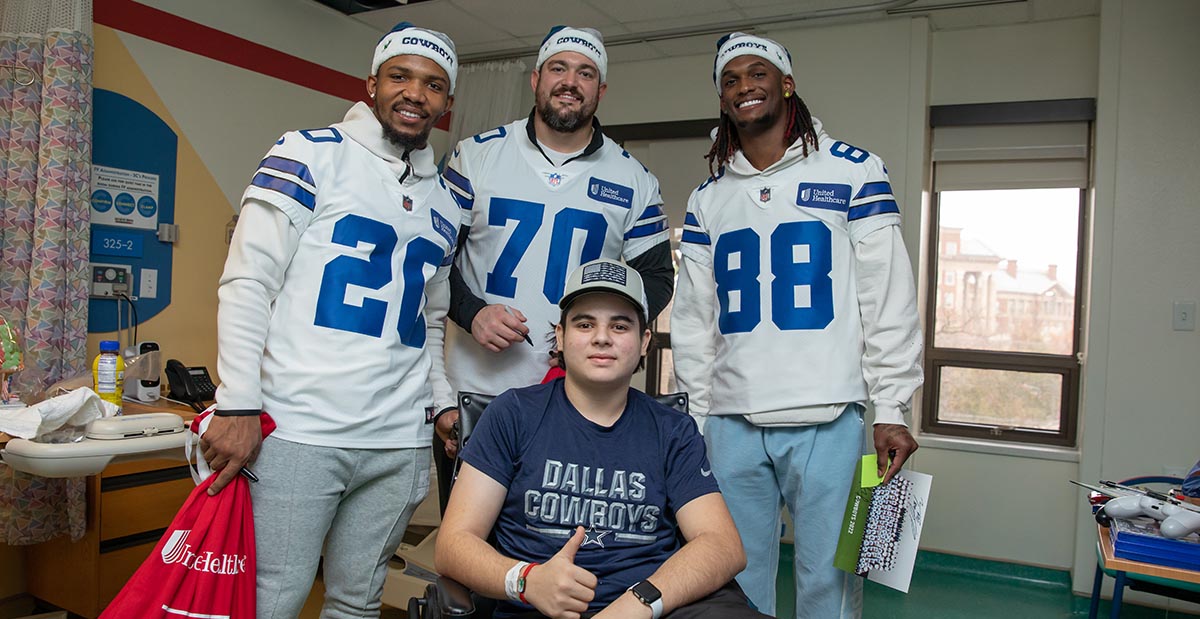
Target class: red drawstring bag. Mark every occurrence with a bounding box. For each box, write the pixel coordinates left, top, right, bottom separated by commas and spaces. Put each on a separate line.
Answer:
99, 411, 275, 619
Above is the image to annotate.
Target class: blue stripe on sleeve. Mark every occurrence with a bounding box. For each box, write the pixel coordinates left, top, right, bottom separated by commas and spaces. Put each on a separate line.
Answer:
443, 166, 473, 199
251, 172, 316, 211
854, 181, 893, 200
638, 205, 664, 221
684, 212, 701, 227
624, 219, 668, 240
848, 200, 900, 221
681, 230, 711, 245
449, 190, 474, 211
259, 156, 314, 186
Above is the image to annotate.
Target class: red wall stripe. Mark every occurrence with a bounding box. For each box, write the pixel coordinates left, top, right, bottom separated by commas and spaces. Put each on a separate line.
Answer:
95, 0, 450, 130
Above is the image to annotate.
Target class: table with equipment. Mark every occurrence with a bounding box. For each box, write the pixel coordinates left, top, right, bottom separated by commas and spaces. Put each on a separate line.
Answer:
1090, 524, 1200, 618
1, 401, 197, 618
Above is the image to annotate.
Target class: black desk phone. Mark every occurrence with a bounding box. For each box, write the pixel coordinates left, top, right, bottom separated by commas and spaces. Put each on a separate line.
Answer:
165, 358, 217, 403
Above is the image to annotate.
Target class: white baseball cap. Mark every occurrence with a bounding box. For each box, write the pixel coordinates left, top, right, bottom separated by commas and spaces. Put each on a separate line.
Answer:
559, 259, 648, 322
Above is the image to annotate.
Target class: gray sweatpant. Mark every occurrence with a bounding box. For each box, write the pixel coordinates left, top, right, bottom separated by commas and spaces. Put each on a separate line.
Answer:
249, 436, 430, 619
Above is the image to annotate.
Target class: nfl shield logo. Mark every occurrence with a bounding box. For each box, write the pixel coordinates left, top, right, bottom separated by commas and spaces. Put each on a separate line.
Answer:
548, 173, 562, 187
760, 187, 772, 202
403, 195, 413, 211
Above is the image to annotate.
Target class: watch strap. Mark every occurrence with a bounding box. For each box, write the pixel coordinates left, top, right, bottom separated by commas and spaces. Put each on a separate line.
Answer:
628, 579, 663, 619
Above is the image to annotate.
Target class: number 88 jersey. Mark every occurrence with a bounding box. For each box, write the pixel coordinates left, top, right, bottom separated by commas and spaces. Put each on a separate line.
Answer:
676, 122, 902, 416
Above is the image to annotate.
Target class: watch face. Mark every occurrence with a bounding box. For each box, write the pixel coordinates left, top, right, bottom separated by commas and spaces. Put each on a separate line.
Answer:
631, 579, 662, 603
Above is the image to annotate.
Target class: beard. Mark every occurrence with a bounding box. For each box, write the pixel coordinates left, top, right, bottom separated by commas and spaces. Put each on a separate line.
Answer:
376, 98, 431, 151
729, 105, 781, 133
537, 87, 597, 133
381, 121, 428, 152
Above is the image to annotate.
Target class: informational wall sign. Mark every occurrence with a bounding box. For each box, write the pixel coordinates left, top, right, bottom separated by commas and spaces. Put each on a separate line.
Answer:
91, 228, 145, 259
91, 165, 160, 230
89, 89, 177, 333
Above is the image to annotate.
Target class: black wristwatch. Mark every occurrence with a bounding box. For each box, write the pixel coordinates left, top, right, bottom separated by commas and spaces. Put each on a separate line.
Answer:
628, 579, 663, 619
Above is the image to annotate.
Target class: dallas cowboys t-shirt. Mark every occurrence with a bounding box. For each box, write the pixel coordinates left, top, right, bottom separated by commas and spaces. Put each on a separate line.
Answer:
460, 380, 719, 617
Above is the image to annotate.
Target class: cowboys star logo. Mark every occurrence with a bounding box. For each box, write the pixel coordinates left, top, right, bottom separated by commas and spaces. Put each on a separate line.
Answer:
582, 528, 612, 548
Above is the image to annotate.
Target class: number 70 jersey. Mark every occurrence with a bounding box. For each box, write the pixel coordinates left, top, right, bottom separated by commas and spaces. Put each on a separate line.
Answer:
442, 118, 669, 394
678, 132, 903, 414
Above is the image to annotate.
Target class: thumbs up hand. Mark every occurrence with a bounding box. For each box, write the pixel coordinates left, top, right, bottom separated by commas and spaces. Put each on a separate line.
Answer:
524, 526, 599, 619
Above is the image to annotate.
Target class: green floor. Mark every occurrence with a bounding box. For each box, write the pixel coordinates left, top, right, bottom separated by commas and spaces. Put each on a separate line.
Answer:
773, 545, 1200, 618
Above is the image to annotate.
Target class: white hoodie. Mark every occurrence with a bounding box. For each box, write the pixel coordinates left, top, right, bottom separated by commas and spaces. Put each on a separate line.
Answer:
672, 118, 923, 428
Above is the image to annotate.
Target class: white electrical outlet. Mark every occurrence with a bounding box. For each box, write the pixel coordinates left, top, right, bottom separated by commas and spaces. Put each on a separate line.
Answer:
140, 268, 158, 299
1173, 301, 1196, 331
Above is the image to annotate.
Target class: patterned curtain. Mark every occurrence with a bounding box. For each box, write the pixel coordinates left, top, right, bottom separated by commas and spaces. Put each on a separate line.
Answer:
0, 0, 93, 544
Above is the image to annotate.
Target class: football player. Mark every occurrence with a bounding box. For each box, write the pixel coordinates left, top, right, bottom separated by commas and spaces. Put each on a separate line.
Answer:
203, 22, 461, 618
439, 26, 674, 454
671, 33, 924, 618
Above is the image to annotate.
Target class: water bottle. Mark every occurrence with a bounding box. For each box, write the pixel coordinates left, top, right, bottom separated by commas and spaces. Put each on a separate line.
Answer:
93, 340, 124, 412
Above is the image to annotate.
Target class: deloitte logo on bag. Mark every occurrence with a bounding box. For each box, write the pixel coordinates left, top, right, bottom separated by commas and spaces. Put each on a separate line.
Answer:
162, 530, 247, 575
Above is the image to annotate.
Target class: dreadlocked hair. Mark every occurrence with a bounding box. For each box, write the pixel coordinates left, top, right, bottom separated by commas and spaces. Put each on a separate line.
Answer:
705, 93, 820, 180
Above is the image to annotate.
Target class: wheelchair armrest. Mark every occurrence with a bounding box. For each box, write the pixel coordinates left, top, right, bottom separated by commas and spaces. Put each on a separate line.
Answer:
434, 575, 476, 617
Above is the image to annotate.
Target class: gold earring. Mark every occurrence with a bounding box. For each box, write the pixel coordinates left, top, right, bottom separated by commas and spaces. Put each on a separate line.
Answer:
784, 90, 791, 98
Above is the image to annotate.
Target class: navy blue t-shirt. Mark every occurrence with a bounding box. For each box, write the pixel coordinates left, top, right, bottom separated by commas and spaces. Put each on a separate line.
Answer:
460, 380, 720, 617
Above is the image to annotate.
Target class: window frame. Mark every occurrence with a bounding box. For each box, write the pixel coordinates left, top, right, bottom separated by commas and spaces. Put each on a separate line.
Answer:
919, 99, 1094, 447
920, 184, 1088, 447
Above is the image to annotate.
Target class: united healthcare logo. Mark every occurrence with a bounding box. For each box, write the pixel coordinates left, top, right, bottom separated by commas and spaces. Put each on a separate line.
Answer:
431, 208, 457, 248
796, 183, 852, 212
161, 529, 247, 575
587, 177, 634, 209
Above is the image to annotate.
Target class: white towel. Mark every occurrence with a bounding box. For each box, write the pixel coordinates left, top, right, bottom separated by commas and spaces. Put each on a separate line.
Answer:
0, 387, 118, 439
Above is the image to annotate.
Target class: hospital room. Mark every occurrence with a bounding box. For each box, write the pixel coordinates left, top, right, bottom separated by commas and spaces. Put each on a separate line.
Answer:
0, 0, 1197, 617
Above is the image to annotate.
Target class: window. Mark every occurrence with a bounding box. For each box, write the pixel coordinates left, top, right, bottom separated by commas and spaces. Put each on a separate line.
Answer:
923, 104, 1091, 446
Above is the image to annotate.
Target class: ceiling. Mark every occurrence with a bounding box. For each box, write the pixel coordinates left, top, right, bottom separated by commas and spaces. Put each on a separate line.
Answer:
334, 0, 1098, 63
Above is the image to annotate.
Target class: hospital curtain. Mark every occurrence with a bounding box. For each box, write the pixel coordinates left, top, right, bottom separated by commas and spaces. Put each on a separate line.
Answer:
0, 0, 93, 544
446, 59, 528, 150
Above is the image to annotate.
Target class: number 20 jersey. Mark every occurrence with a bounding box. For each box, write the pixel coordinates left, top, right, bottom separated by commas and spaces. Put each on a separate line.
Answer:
442, 117, 669, 394
678, 120, 903, 416
233, 127, 461, 448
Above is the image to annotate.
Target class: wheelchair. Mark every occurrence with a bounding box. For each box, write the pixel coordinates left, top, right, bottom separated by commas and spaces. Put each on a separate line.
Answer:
407, 390, 690, 619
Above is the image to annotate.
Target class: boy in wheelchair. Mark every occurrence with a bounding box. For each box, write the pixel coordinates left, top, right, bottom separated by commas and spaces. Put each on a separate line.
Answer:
436, 259, 768, 619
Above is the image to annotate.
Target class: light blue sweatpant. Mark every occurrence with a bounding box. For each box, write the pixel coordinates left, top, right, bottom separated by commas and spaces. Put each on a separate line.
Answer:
705, 408, 863, 619
250, 436, 431, 619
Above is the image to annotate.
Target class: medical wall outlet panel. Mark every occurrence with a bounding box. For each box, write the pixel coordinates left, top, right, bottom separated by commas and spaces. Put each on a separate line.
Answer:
91, 263, 131, 298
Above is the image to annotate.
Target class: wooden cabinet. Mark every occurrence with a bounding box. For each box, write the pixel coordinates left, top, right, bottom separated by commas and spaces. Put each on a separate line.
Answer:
23, 403, 196, 618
